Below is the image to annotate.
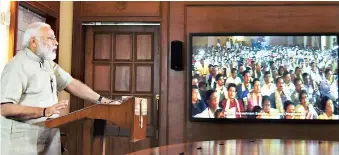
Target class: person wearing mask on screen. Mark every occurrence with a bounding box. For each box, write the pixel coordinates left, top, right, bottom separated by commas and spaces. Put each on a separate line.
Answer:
1, 22, 119, 155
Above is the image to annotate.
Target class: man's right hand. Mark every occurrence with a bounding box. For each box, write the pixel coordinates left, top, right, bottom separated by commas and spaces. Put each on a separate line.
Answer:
45, 100, 69, 117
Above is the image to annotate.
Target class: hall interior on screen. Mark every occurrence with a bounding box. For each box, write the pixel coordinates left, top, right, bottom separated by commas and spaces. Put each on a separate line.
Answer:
3, 1, 339, 155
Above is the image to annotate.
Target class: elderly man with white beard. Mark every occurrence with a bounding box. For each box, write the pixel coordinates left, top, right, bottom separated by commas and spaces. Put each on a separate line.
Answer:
1, 22, 118, 155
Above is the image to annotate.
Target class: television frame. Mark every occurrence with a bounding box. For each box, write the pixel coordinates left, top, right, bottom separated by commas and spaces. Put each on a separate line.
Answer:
188, 32, 339, 124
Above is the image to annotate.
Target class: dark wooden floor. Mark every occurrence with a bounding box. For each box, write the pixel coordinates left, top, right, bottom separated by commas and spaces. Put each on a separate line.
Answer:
127, 139, 339, 155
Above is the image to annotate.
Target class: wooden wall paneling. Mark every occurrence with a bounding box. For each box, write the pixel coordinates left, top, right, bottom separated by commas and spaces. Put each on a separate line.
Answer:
184, 1, 339, 6
168, 1, 186, 145
159, 1, 169, 147
93, 65, 111, 92
114, 33, 133, 61
186, 6, 339, 33
19, 1, 59, 18
80, 1, 161, 17
135, 65, 153, 93
114, 64, 133, 93
71, 2, 84, 155
135, 33, 153, 61
9, 1, 18, 59
94, 33, 112, 60
80, 16, 162, 22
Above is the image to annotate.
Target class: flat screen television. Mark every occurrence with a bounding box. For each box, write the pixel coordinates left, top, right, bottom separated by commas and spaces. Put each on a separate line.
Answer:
188, 33, 339, 123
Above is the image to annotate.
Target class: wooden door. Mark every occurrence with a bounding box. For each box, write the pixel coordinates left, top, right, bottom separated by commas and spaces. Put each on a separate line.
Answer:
84, 25, 160, 155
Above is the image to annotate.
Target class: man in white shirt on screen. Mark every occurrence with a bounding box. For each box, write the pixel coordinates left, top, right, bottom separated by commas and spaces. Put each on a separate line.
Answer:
261, 71, 276, 96
225, 68, 241, 87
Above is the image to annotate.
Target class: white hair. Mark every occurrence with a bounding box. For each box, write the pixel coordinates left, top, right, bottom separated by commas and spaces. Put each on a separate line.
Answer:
22, 22, 51, 49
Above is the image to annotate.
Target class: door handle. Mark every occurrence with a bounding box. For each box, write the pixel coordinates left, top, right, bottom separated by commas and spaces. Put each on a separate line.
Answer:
156, 94, 160, 110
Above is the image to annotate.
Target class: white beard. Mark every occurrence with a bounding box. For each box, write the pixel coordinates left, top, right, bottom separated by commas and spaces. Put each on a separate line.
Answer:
36, 43, 56, 60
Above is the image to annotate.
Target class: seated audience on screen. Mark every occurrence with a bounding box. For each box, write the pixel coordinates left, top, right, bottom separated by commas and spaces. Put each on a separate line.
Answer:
259, 96, 281, 119
214, 109, 224, 118
246, 78, 262, 112
236, 70, 252, 102
194, 90, 221, 118
294, 104, 306, 119
225, 68, 242, 87
318, 96, 338, 120
295, 67, 303, 81
299, 90, 318, 119
192, 85, 207, 116
291, 78, 304, 105
207, 66, 217, 90
319, 69, 338, 102
270, 77, 290, 113
302, 73, 320, 104
221, 83, 245, 118
278, 66, 285, 77
198, 81, 207, 99
284, 101, 295, 119
250, 106, 263, 119
190, 37, 338, 120
214, 74, 228, 104
261, 71, 276, 96
283, 72, 295, 97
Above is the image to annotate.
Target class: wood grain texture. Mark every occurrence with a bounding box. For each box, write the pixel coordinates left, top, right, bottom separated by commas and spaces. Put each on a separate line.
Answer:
186, 5, 339, 33
114, 65, 132, 92
94, 33, 112, 60
80, 1, 161, 17
93, 65, 111, 92
9, 2, 18, 58
19, 1, 59, 17
114, 33, 132, 61
128, 139, 339, 155
45, 97, 147, 155
135, 65, 153, 93
168, 1, 186, 145
136, 34, 153, 61
159, 2, 169, 146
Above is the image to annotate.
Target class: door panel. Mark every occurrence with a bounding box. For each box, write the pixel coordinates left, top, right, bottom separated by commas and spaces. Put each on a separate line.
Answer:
84, 25, 160, 155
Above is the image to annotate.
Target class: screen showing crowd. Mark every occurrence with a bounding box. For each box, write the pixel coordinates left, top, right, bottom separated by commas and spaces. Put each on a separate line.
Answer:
191, 35, 338, 120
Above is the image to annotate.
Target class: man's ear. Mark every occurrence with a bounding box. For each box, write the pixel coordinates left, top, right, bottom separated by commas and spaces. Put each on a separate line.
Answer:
30, 37, 38, 48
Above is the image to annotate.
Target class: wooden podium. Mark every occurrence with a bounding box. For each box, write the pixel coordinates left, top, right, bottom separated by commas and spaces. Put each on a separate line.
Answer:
44, 97, 147, 155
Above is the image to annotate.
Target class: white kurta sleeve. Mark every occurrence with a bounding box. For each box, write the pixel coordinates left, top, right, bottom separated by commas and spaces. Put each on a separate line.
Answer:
50, 61, 73, 92
0, 70, 27, 104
